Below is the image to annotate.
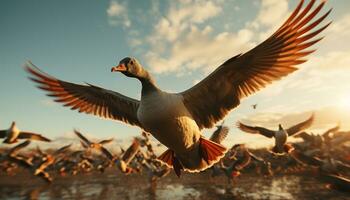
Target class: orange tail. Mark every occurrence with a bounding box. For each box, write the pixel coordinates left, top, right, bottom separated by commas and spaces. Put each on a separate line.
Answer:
283, 143, 295, 153
199, 137, 227, 164
157, 149, 183, 177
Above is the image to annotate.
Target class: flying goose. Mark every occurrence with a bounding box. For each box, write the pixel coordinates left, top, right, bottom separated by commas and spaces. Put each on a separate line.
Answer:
3, 141, 54, 182
0, 140, 31, 168
25, 0, 331, 175
237, 113, 314, 154
34, 144, 72, 176
115, 138, 140, 174
220, 144, 251, 184
136, 131, 156, 158
74, 130, 114, 161
209, 122, 229, 177
322, 123, 340, 141
0, 122, 51, 144
209, 121, 229, 145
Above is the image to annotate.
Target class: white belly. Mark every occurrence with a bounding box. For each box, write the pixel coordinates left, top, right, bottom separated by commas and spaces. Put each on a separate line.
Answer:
137, 92, 201, 153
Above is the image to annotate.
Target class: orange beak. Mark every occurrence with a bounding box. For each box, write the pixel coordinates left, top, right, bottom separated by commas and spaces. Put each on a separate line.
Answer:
111, 64, 127, 72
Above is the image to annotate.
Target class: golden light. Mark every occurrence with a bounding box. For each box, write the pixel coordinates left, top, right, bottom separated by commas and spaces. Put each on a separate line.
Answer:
338, 94, 350, 110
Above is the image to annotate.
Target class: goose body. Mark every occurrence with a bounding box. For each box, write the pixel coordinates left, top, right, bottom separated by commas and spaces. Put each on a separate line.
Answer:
4, 122, 21, 143
238, 114, 314, 155
0, 122, 51, 144
25, 0, 331, 175
273, 128, 288, 154
138, 91, 201, 155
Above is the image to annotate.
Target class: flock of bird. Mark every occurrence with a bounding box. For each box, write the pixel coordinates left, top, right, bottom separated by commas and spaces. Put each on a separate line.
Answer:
1, 116, 349, 193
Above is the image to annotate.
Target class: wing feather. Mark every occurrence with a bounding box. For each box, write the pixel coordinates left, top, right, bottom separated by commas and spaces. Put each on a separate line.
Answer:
287, 113, 314, 136
18, 132, 51, 142
25, 62, 142, 127
209, 125, 229, 144
180, 0, 331, 129
237, 122, 275, 138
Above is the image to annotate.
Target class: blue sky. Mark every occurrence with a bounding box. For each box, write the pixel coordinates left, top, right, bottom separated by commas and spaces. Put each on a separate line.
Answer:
1, 0, 350, 148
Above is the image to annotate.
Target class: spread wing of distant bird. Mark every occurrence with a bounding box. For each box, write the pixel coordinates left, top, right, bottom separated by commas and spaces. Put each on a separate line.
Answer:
54, 144, 71, 155
17, 132, 51, 142
180, 0, 331, 129
295, 131, 313, 141
74, 130, 92, 145
8, 140, 31, 156
99, 138, 114, 145
209, 124, 229, 144
122, 139, 140, 164
287, 113, 314, 136
237, 122, 275, 138
101, 147, 114, 161
322, 123, 340, 140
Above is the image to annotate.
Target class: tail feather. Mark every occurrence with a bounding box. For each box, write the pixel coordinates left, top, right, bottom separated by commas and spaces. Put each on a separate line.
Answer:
199, 137, 227, 167
157, 149, 183, 177
157, 149, 174, 167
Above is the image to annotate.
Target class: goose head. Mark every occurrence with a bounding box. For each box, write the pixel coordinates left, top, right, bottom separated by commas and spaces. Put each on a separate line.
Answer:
111, 57, 149, 80
9, 121, 17, 131
278, 124, 284, 131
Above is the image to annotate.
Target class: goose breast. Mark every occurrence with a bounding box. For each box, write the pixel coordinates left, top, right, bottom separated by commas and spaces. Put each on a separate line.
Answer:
137, 92, 200, 152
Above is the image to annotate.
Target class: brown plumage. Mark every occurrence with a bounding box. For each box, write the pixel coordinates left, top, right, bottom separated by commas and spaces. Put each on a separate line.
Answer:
74, 130, 114, 161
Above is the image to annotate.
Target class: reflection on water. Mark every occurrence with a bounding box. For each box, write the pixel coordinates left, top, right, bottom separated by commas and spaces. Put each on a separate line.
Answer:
0, 173, 348, 200
156, 184, 201, 200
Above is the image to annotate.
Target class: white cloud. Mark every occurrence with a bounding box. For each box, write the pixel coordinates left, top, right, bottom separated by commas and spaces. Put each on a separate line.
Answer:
255, 0, 288, 28
144, 0, 294, 75
307, 51, 350, 72
327, 14, 350, 40
146, 26, 255, 74
247, 0, 289, 42
107, 1, 131, 28
151, 0, 222, 42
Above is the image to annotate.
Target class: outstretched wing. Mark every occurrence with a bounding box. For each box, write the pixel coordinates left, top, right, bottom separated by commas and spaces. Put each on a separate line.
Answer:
25, 62, 142, 127
122, 139, 140, 164
54, 144, 72, 155
209, 125, 229, 144
287, 113, 314, 136
294, 131, 313, 141
100, 146, 114, 161
99, 138, 114, 145
74, 130, 92, 145
237, 122, 275, 138
322, 123, 340, 140
180, 0, 331, 129
8, 140, 31, 155
18, 132, 51, 142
